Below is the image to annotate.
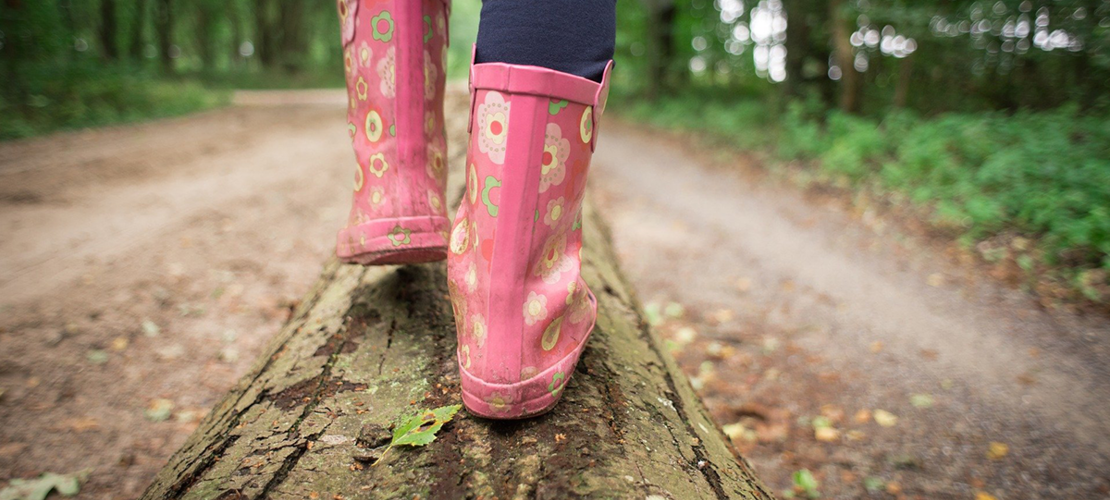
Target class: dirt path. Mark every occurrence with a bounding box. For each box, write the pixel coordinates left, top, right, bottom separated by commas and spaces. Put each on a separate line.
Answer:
590, 123, 1110, 498
1, 91, 1107, 499
0, 92, 358, 498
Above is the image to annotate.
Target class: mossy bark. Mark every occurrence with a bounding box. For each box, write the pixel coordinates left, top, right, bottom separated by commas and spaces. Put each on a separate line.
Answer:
142, 91, 773, 499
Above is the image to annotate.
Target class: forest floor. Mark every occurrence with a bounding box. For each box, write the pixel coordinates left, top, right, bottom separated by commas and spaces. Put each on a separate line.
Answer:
0, 90, 1108, 499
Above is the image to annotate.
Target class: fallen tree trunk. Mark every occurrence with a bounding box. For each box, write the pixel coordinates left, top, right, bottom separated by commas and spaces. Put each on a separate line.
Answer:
142, 200, 772, 499
143, 92, 772, 500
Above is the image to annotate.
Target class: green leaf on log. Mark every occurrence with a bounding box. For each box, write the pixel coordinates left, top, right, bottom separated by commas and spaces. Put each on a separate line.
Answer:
374, 404, 461, 466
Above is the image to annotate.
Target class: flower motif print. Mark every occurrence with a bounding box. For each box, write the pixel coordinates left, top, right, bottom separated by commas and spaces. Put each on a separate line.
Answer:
477, 92, 509, 164
358, 41, 372, 66
521, 366, 539, 381
353, 164, 364, 191
467, 164, 479, 204
337, 0, 357, 46
428, 190, 443, 214
544, 197, 566, 227
487, 392, 511, 413
464, 263, 478, 293
540, 123, 569, 192
541, 316, 564, 351
568, 282, 592, 324
367, 152, 389, 177
377, 47, 396, 98
534, 233, 574, 284
424, 50, 437, 101
424, 111, 435, 137
460, 344, 471, 370
368, 186, 385, 208
387, 225, 411, 246
448, 280, 467, 331
580, 106, 594, 144
471, 314, 487, 347
549, 372, 566, 396
355, 76, 368, 101
523, 291, 548, 326
371, 11, 394, 42
450, 217, 470, 255
426, 145, 445, 186
344, 49, 355, 77
365, 109, 383, 143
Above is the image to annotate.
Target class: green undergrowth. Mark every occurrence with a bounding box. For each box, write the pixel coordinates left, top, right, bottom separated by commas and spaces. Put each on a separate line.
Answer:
1, 62, 228, 140
614, 89, 1110, 307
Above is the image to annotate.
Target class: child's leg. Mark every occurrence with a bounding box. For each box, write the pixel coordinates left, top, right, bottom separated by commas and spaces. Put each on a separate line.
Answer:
474, 0, 616, 83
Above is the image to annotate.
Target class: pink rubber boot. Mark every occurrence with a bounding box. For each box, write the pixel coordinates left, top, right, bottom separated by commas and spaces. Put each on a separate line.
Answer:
447, 56, 613, 419
335, 0, 451, 265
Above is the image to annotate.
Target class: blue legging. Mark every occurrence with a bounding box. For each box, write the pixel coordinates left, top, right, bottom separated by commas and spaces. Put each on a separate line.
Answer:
474, 0, 617, 83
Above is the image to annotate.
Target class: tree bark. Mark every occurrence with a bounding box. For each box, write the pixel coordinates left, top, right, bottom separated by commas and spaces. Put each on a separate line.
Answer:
828, 0, 860, 113
141, 212, 773, 499
643, 0, 676, 99
254, 0, 276, 69
128, 0, 146, 61
195, 4, 213, 71
892, 55, 913, 109
153, 0, 173, 73
141, 94, 773, 497
99, 0, 119, 60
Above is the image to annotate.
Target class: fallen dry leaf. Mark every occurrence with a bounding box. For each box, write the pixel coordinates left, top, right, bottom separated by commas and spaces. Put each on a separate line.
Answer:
56, 417, 100, 432
722, 422, 746, 441
711, 309, 735, 324
815, 426, 840, 442
870, 341, 883, 353
873, 409, 898, 427
146, 398, 175, 422
111, 336, 129, 351
988, 441, 1009, 460
976, 492, 998, 500
853, 409, 872, 424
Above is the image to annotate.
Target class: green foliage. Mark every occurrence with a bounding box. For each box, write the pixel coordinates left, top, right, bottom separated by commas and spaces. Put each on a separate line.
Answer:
0, 470, 89, 500
792, 468, 821, 498
613, 86, 1110, 298
373, 404, 462, 466
0, 62, 226, 140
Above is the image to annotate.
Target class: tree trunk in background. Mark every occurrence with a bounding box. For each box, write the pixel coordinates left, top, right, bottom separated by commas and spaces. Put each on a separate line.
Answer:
129, 0, 146, 61
228, 2, 243, 69
643, 0, 676, 99
99, 0, 119, 60
783, 0, 810, 98
140, 215, 774, 500
829, 0, 860, 113
893, 55, 913, 109
154, 0, 173, 73
196, 6, 212, 71
57, 0, 77, 61
277, 0, 306, 73
255, 0, 276, 69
